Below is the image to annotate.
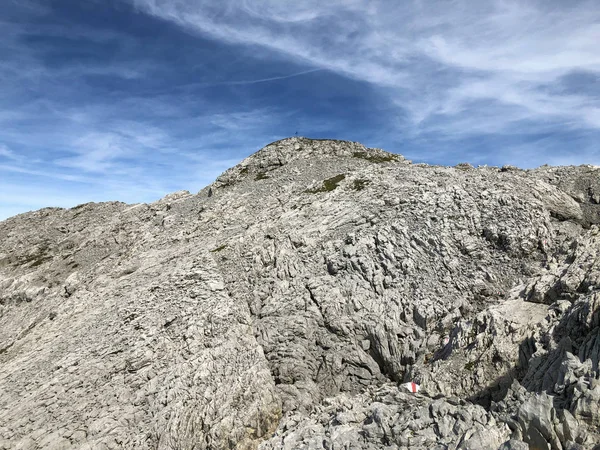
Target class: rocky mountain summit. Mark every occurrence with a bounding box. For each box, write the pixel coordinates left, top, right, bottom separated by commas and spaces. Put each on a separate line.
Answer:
1, 137, 600, 450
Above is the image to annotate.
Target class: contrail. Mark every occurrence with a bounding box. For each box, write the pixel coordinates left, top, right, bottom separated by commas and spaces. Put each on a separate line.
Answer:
219, 68, 323, 85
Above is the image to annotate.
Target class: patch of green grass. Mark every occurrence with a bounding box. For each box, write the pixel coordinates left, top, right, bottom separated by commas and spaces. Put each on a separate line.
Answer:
352, 152, 398, 163
255, 172, 269, 181
464, 361, 475, 371
210, 244, 227, 253
455, 162, 474, 170
30, 256, 52, 267
0, 291, 32, 306
352, 179, 370, 191
71, 202, 92, 211
17, 243, 52, 268
305, 174, 346, 194
323, 174, 345, 191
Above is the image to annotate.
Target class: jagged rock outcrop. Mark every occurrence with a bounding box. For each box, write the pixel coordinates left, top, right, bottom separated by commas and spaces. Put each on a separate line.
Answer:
1, 137, 599, 449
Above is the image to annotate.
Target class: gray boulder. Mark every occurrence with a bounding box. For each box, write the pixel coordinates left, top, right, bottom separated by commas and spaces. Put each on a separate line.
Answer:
1, 137, 599, 449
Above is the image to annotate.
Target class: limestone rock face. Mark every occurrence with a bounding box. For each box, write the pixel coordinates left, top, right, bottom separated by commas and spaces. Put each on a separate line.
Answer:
1, 137, 599, 449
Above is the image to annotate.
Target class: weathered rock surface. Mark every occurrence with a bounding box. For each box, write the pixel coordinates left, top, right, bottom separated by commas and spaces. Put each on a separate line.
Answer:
1, 137, 599, 449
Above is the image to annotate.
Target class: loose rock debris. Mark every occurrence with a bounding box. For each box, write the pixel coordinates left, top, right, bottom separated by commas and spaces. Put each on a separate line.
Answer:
1, 137, 600, 449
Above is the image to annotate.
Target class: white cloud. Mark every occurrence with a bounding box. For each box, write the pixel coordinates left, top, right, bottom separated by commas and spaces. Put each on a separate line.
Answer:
2, 0, 599, 220
0, 144, 18, 160
0, 1, 301, 220
131, 0, 600, 137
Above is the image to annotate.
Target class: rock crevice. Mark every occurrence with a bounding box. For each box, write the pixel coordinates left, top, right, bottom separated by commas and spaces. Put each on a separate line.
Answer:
1, 137, 600, 449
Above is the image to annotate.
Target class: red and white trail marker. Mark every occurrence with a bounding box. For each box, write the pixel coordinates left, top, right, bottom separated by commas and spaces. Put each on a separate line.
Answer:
401, 381, 420, 393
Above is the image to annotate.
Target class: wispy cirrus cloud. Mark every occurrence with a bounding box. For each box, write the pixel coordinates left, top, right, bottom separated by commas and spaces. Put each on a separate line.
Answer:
131, 0, 600, 139
1, 0, 599, 221
0, 144, 21, 161
0, 0, 304, 220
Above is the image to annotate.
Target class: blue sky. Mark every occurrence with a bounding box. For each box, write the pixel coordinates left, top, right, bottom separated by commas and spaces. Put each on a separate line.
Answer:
1, 0, 599, 220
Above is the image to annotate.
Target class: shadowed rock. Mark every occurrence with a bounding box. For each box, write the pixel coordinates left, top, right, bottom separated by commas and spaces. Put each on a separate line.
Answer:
1, 137, 599, 449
